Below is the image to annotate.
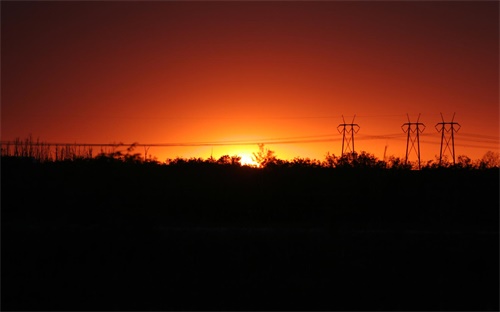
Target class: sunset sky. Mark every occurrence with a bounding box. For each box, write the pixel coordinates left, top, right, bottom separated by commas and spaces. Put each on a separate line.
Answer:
2, 1, 499, 163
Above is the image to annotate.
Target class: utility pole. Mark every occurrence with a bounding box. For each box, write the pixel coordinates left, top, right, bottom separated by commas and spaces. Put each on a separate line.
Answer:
435, 112, 461, 165
402, 113, 425, 169
337, 115, 360, 157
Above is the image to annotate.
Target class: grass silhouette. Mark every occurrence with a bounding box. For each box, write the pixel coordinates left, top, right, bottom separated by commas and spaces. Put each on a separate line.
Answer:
1, 155, 499, 310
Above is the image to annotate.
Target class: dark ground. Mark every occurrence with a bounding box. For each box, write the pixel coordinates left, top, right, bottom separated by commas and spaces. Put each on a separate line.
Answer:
1, 158, 499, 311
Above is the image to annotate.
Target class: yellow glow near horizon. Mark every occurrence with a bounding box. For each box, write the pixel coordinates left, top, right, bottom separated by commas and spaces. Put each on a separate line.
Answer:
239, 153, 260, 167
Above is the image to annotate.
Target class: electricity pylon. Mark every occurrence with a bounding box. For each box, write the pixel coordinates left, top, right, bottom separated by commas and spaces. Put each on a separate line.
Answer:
435, 112, 461, 165
337, 115, 360, 157
402, 113, 425, 169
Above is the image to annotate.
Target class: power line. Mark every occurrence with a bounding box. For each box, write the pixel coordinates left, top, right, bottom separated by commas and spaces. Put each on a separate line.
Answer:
0, 137, 343, 148
3, 131, 498, 149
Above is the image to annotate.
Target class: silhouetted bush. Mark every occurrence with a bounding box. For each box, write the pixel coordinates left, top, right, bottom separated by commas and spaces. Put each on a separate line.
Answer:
2, 137, 499, 169
1, 150, 498, 311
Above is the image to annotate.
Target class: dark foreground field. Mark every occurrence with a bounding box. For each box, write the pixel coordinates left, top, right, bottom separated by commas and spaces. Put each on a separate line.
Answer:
2, 157, 499, 311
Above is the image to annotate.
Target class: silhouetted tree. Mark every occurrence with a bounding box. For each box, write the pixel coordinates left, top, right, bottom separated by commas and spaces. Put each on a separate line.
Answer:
323, 152, 338, 168
165, 157, 188, 165
217, 155, 242, 166
479, 151, 500, 169
351, 151, 385, 169
455, 155, 474, 169
335, 152, 358, 168
95, 142, 145, 163
290, 157, 322, 168
230, 155, 242, 166
386, 155, 412, 170
252, 144, 278, 168
217, 155, 232, 165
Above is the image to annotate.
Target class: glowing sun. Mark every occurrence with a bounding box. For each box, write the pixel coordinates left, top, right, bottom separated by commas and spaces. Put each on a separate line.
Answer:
239, 153, 259, 167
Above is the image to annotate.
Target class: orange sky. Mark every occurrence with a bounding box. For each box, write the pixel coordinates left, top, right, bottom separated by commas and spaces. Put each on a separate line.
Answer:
2, 1, 499, 163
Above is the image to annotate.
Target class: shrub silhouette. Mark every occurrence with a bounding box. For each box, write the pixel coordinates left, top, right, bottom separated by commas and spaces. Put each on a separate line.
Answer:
2, 137, 500, 169
1, 144, 499, 312
252, 143, 278, 167
216, 154, 242, 166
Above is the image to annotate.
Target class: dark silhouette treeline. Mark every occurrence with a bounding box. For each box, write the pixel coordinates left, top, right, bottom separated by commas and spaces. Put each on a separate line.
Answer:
1, 154, 499, 311
2, 136, 500, 169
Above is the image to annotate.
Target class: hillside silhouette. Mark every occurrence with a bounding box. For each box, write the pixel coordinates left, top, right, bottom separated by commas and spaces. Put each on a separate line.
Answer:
1, 152, 499, 311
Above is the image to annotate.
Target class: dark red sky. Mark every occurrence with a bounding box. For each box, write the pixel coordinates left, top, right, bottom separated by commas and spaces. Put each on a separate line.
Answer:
2, 1, 498, 163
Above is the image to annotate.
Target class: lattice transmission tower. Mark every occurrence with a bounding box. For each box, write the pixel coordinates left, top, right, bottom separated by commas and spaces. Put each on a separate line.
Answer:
435, 112, 461, 165
402, 113, 425, 169
337, 115, 360, 157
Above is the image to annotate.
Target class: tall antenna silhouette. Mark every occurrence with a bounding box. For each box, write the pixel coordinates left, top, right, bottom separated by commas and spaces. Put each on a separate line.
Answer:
337, 114, 360, 156
435, 112, 461, 165
401, 113, 425, 169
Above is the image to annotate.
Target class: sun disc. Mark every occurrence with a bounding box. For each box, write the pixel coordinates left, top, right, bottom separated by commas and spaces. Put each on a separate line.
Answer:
239, 153, 259, 167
